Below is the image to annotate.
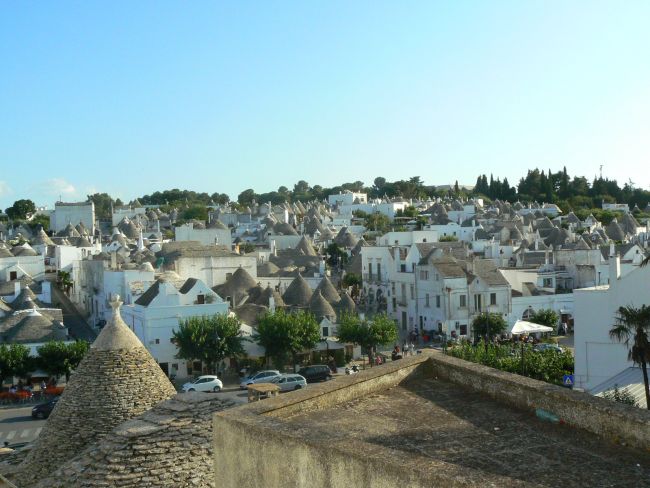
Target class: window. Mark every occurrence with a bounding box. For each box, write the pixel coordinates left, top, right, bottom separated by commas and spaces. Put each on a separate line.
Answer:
410, 285, 414, 300
425, 294, 430, 307
474, 294, 482, 312
401, 283, 406, 299
490, 293, 497, 306
401, 311, 407, 330
436, 295, 441, 308
368, 263, 373, 279
155, 339, 160, 344
197, 294, 205, 304
543, 278, 553, 288
322, 326, 329, 337
377, 263, 381, 280
460, 324, 467, 335
460, 295, 467, 308
400, 264, 406, 272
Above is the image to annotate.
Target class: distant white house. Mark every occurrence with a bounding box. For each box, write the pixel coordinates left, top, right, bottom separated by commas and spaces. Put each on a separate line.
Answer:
50, 201, 95, 236
122, 276, 229, 379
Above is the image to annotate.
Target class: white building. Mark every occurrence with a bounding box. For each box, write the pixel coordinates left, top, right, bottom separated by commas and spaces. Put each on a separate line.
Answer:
574, 253, 650, 391
50, 201, 95, 236
157, 242, 257, 289
122, 276, 229, 379
328, 191, 368, 207
175, 222, 232, 248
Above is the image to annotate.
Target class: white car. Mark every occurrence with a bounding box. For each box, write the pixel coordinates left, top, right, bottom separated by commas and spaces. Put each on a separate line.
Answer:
239, 370, 281, 389
182, 375, 223, 393
270, 374, 307, 392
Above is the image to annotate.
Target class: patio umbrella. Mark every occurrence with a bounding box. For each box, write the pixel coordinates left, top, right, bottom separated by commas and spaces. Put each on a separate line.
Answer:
511, 321, 554, 335
510, 321, 554, 375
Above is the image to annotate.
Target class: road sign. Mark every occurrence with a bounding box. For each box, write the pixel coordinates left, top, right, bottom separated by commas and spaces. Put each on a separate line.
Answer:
562, 374, 574, 387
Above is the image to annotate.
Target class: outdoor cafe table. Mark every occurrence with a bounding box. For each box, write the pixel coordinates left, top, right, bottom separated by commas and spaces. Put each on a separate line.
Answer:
247, 383, 281, 403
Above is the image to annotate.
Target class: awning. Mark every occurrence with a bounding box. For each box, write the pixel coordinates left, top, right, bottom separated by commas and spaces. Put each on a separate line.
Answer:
511, 320, 554, 335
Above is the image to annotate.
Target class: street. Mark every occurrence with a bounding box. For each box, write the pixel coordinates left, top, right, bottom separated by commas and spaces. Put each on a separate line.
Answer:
0, 406, 46, 447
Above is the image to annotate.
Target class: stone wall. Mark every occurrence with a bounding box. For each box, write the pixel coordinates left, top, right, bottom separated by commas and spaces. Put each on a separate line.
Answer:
213, 351, 650, 488
213, 355, 433, 488
429, 351, 650, 449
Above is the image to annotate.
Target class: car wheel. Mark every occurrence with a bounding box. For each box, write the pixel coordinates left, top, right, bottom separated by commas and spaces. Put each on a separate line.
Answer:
213, 386, 221, 392
36, 412, 45, 419
294, 385, 302, 391
188, 388, 195, 392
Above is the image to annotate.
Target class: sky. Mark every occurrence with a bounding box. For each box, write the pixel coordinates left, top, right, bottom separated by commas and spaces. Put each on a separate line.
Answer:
2, 1, 650, 209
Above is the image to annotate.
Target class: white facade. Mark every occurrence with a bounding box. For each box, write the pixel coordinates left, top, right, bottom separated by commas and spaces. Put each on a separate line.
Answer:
175, 223, 232, 248
0, 254, 45, 282
376, 230, 439, 247
328, 191, 368, 206
112, 206, 147, 226
122, 279, 228, 379
574, 256, 650, 391
50, 201, 95, 235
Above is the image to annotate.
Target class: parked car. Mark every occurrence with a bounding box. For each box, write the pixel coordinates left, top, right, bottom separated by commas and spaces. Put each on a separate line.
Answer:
239, 370, 281, 389
533, 343, 564, 353
269, 374, 307, 392
181, 375, 223, 393
32, 398, 58, 419
298, 365, 332, 383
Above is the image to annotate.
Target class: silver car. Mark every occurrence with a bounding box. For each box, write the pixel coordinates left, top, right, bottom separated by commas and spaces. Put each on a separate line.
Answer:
239, 370, 281, 389
270, 374, 307, 392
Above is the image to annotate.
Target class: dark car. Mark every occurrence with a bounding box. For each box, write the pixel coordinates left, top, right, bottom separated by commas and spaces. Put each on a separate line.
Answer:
298, 365, 332, 383
31, 399, 58, 419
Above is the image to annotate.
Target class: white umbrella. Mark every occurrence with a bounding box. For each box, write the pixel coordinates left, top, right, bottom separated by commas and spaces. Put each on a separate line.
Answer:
511, 320, 553, 335
510, 320, 554, 376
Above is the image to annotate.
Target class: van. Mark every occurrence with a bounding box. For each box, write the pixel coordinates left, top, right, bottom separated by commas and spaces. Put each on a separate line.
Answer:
297, 365, 332, 383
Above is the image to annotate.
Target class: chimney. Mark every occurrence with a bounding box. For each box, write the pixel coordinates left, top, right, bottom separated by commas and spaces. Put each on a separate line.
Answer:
110, 251, 117, 270
609, 242, 615, 258
14, 281, 21, 298
610, 253, 621, 282
269, 295, 276, 313
544, 249, 549, 265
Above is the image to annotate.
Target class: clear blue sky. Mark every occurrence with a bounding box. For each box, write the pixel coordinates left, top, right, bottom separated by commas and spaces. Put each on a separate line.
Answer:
2, 1, 649, 209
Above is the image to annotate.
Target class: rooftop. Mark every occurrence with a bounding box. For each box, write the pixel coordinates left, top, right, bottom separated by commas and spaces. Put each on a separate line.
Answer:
215, 353, 650, 488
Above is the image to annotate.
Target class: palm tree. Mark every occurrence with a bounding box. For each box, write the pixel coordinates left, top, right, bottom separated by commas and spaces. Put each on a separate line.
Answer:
609, 305, 650, 409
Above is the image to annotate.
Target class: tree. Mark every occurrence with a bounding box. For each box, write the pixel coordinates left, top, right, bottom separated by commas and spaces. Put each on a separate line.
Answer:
237, 189, 258, 206
336, 313, 397, 366
528, 309, 559, 329
471, 313, 507, 344
255, 310, 320, 370
180, 205, 208, 222
325, 243, 347, 267
364, 213, 390, 233
609, 305, 650, 410
37, 340, 90, 381
173, 314, 246, 376
0, 344, 32, 385
88, 193, 117, 220
5, 199, 36, 220
602, 385, 638, 407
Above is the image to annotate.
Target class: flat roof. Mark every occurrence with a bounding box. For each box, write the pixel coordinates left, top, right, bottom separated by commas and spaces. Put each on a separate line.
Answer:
216, 353, 650, 488
280, 376, 650, 486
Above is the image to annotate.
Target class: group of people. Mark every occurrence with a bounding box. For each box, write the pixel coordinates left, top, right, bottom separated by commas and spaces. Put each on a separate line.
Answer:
7, 379, 54, 396
391, 342, 416, 361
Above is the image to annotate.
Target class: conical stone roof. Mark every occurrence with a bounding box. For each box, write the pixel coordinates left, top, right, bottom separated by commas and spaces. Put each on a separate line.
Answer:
336, 292, 357, 317
295, 235, 317, 256
282, 274, 313, 307
315, 276, 340, 304
213, 267, 258, 303
17, 296, 176, 485
309, 290, 336, 320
